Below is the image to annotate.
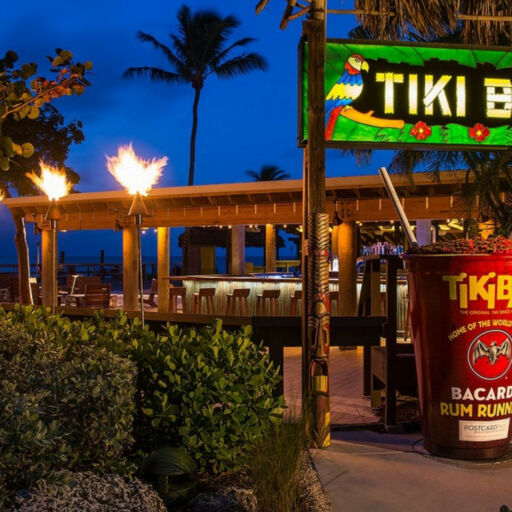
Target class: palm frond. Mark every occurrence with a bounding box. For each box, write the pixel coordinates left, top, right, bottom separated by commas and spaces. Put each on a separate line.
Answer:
211, 37, 257, 67
214, 53, 267, 78
123, 66, 183, 83
247, 165, 290, 181
136, 31, 181, 67
246, 169, 260, 180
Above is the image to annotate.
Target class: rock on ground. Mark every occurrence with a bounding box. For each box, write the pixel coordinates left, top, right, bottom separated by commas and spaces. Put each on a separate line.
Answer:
13, 472, 166, 512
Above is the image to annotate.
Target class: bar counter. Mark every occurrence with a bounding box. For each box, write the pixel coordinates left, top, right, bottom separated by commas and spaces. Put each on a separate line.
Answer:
171, 274, 334, 316
169, 274, 408, 328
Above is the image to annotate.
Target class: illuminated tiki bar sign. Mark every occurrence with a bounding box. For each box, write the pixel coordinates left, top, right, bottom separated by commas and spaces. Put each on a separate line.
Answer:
300, 40, 512, 150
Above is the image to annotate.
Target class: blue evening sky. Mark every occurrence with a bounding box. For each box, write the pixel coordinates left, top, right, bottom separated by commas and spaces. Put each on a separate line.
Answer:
0, 0, 392, 263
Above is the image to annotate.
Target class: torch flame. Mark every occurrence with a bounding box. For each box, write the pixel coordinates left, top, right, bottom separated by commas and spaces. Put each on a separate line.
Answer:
26, 162, 71, 201
106, 143, 167, 196
0, 190, 4, 202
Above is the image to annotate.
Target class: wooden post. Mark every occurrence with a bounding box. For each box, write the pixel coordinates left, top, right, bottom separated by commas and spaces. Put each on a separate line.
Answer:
200, 247, 216, 274
123, 225, 139, 311
265, 224, 276, 272
41, 229, 57, 307
338, 221, 357, 316
302, 0, 330, 449
231, 225, 246, 275
157, 227, 170, 313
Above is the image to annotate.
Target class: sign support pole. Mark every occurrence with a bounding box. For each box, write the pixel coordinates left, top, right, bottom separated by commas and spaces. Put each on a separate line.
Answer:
302, 0, 330, 448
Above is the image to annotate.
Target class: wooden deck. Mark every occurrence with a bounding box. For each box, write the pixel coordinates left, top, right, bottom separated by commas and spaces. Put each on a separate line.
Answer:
284, 347, 379, 425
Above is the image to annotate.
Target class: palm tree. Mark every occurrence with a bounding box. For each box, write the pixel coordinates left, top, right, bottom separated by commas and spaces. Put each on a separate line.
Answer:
124, 5, 267, 186
246, 164, 291, 181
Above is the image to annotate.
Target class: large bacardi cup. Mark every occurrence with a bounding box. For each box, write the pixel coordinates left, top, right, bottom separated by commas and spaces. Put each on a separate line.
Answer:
404, 240, 512, 459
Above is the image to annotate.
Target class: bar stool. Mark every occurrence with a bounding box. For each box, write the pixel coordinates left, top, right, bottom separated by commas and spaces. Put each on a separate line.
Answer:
290, 289, 302, 316
256, 289, 280, 316
169, 286, 187, 314
225, 288, 250, 316
329, 291, 338, 316
193, 287, 216, 315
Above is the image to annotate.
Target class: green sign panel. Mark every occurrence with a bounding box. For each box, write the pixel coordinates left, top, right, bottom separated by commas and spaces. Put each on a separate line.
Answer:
300, 40, 512, 150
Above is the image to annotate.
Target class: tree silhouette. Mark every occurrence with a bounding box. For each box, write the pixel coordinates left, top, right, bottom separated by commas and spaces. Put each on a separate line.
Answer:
125, 5, 267, 186
246, 164, 291, 181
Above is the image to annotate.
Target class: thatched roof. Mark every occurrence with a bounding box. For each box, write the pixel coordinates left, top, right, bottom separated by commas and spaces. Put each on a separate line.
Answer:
256, 1, 512, 45
354, 0, 512, 44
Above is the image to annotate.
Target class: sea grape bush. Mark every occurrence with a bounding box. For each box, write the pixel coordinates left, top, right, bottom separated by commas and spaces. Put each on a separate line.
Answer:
0, 306, 285, 476
90, 313, 285, 473
0, 311, 136, 508
406, 236, 512, 255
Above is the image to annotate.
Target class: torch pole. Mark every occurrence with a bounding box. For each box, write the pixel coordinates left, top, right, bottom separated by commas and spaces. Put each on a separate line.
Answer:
128, 192, 148, 327
51, 219, 57, 314
45, 199, 61, 315
135, 213, 145, 326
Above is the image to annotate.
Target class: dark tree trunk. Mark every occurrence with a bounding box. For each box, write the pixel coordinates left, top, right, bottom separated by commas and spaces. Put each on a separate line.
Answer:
4, 189, 33, 304
188, 86, 201, 186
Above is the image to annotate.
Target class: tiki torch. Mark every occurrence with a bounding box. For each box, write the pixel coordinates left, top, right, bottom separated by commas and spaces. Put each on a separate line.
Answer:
378, 167, 418, 247
27, 162, 71, 313
106, 144, 167, 325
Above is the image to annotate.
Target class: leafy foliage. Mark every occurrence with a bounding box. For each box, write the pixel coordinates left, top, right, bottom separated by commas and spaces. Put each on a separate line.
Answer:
89, 313, 285, 473
0, 307, 136, 508
124, 5, 267, 185
0, 49, 91, 175
1, 307, 285, 476
0, 104, 84, 196
246, 164, 290, 181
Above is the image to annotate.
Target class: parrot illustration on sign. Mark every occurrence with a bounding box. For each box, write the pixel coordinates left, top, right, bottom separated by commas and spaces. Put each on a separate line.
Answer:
325, 54, 369, 140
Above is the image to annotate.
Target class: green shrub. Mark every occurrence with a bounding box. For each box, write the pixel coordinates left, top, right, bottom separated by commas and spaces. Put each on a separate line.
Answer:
0, 313, 136, 507
90, 313, 285, 473
250, 416, 306, 512
0, 307, 284, 475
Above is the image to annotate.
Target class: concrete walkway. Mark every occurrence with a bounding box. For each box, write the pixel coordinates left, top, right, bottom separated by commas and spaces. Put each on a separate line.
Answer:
312, 430, 512, 512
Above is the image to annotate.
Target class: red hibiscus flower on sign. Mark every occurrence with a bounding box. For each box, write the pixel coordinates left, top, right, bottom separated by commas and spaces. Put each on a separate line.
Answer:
469, 123, 490, 142
410, 121, 432, 140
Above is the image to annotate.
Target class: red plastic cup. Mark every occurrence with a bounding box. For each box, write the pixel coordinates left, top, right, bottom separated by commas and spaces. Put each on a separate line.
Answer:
404, 254, 512, 459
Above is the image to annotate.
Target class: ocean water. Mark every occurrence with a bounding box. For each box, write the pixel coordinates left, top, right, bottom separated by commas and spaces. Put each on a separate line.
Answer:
0, 255, 265, 267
